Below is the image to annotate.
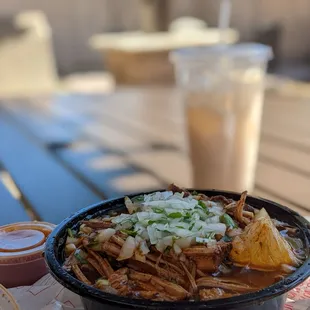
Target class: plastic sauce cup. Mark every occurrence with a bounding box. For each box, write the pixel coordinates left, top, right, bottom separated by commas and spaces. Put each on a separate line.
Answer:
0, 221, 55, 288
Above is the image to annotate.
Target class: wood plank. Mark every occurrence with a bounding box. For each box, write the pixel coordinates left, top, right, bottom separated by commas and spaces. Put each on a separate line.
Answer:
262, 124, 310, 151
264, 95, 310, 133
126, 150, 191, 187
53, 88, 184, 126
0, 179, 31, 225
259, 139, 310, 177
61, 90, 310, 153
83, 123, 147, 150
262, 94, 310, 150
2, 102, 78, 146
9, 92, 310, 155
12, 94, 152, 151
256, 161, 310, 212
56, 142, 163, 197
0, 113, 101, 224
38, 90, 185, 150
95, 107, 184, 147
253, 188, 310, 217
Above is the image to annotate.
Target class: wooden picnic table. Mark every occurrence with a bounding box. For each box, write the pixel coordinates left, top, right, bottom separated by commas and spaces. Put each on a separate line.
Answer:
0, 84, 310, 225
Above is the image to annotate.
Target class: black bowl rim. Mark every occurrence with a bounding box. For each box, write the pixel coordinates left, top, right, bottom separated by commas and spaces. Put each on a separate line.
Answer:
45, 189, 310, 309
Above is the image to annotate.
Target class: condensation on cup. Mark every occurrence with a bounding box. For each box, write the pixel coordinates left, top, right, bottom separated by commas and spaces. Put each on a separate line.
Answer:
171, 44, 272, 192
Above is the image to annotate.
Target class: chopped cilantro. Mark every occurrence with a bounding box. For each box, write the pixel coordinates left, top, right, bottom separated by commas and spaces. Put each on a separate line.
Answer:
189, 223, 195, 230
198, 200, 206, 208
153, 208, 164, 214
220, 214, 238, 229
222, 235, 232, 242
148, 219, 167, 225
132, 195, 144, 203
168, 212, 183, 219
198, 201, 209, 214
205, 232, 215, 239
206, 212, 215, 218
74, 250, 88, 264
184, 212, 191, 220
67, 228, 75, 238
121, 229, 137, 237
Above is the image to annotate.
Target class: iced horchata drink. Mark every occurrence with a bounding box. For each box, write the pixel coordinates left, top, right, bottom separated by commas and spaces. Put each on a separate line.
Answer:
171, 44, 272, 192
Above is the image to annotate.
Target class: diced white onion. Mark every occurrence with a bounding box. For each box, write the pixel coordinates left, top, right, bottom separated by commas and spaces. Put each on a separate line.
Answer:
106, 191, 227, 255
115, 221, 133, 231
96, 228, 116, 243
65, 243, 76, 254
209, 204, 224, 216
163, 236, 174, 246
170, 221, 190, 230
96, 279, 109, 287
135, 235, 143, 243
170, 228, 193, 238
175, 237, 192, 249
205, 215, 220, 224
125, 196, 138, 214
196, 237, 217, 245
202, 223, 226, 235
66, 237, 79, 245
139, 240, 150, 255
173, 243, 182, 254
156, 239, 167, 252
117, 236, 136, 261
144, 199, 195, 210
281, 264, 297, 274
137, 212, 163, 222
147, 225, 158, 244
112, 213, 132, 224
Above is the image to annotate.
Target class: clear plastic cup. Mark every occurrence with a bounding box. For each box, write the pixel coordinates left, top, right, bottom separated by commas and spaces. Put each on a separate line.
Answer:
171, 43, 272, 192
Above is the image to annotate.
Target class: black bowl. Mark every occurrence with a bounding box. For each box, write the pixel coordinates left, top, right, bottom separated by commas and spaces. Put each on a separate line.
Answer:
45, 190, 310, 310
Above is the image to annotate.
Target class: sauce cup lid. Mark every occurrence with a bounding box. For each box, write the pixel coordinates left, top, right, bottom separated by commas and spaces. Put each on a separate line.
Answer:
0, 222, 55, 264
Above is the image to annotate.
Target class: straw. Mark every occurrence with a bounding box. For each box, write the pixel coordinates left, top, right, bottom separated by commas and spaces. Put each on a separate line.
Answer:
218, 0, 233, 183
218, 0, 232, 44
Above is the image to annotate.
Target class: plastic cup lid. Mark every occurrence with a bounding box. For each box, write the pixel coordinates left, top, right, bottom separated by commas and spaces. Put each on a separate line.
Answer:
170, 43, 273, 64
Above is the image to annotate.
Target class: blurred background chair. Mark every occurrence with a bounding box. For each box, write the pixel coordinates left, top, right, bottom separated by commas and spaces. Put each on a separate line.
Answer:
0, 10, 58, 97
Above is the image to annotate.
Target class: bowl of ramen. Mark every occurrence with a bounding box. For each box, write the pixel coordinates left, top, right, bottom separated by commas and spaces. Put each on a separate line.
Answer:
45, 185, 310, 310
